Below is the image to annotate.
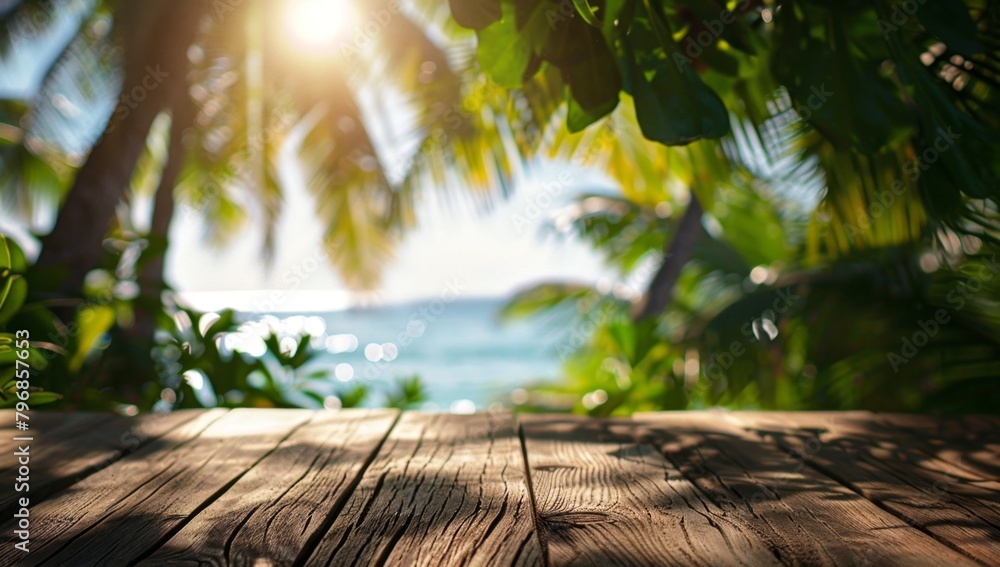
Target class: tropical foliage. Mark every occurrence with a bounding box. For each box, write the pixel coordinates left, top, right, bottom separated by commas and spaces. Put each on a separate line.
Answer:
0, 0, 997, 414
461, 0, 999, 229
479, 0, 1000, 414
0, 233, 61, 408
0, 0, 469, 411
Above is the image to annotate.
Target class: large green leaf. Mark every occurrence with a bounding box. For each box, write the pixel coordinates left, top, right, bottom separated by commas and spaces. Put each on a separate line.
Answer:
622, 1, 730, 145
476, 1, 549, 87
560, 23, 622, 131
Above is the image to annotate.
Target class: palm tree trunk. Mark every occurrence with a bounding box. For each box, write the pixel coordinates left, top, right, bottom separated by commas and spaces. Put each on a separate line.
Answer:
126, 94, 196, 344
634, 194, 704, 321
32, 1, 205, 297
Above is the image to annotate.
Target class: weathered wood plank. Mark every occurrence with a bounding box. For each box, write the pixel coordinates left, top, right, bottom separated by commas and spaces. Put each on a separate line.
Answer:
520, 414, 782, 566
731, 411, 1000, 564
0, 410, 206, 519
21, 408, 313, 566
0, 412, 113, 457
303, 411, 542, 567
635, 411, 982, 567
875, 413, 1000, 481
141, 409, 399, 566
0, 412, 112, 464
0, 408, 231, 566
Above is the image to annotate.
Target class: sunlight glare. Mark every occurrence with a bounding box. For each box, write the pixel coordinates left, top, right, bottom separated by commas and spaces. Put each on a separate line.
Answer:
285, 0, 356, 48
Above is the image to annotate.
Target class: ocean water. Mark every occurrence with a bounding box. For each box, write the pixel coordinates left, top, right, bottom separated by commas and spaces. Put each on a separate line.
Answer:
303, 298, 562, 410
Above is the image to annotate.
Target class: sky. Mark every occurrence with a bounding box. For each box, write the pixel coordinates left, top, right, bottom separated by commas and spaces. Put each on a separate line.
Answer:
169, 161, 619, 312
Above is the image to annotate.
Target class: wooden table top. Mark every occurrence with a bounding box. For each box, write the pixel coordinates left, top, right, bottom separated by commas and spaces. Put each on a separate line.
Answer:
0, 409, 997, 566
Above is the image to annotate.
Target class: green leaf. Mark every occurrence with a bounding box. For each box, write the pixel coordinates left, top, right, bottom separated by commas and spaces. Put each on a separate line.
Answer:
560, 23, 621, 130
567, 95, 615, 132
0, 276, 27, 327
696, 41, 740, 77
449, 0, 502, 30
500, 283, 594, 320
68, 305, 116, 373
476, 1, 549, 87
338, 384, 368, 408
711, 185, 791, 267
571, 0, 601, 27
0, 234, 9, 274
0, 365, 14, 393
626, 47, 729, 145
288, 335, 314, 369
601, 0, 632, 42
623, 2, 730, 145
24, 391, 62, 405
386, 374, 428, 409
881, 11, 997, 203
0, 233, 25, 274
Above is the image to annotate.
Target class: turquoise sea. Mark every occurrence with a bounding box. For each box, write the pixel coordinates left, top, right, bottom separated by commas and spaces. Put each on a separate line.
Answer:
300, 298, 562, 410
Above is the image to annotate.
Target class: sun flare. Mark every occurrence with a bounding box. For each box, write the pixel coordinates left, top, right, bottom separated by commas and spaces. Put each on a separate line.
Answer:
285, 0, 356, 48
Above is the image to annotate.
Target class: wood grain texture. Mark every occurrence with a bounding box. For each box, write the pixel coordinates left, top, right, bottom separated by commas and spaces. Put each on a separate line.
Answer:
0, 412, 114, 458
731, 411, 1000, 565
634, 411, 982, 567
4, 409, 998, 565
303, 411, 542, 567
38, 408, 314, 566
0, 408, 231, 566
875, 413, 1000, 480
0, 410, 204, 519
520, 414, 782, 567
0, 412, 113, 474
141, 409, 399, 566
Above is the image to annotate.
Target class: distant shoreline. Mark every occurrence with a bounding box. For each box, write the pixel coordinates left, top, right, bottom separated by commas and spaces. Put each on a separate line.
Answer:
175, 290, 516, 315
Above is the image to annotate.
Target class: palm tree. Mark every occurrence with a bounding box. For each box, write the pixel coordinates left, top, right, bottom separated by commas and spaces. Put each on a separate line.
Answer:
500, 102, 1000, 414
0, 0, 528, 307
462, 0, 1000, 321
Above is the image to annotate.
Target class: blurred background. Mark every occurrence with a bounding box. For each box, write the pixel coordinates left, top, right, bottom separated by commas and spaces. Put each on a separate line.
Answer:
1, 0, 998, 415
